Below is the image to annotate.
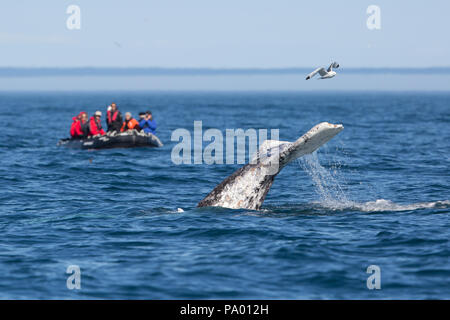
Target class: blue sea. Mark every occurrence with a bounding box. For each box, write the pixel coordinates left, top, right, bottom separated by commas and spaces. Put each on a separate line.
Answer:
0, 91, 449, 299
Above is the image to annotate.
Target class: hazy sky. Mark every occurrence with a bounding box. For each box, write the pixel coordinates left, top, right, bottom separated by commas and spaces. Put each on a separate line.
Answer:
1, 0, 449, 68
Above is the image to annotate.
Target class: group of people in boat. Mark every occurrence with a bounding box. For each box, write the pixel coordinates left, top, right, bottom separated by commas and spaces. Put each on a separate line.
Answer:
70, 102, 157, 139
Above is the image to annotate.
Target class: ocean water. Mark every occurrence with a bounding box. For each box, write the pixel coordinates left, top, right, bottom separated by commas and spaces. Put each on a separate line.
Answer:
0, 91, 449, 299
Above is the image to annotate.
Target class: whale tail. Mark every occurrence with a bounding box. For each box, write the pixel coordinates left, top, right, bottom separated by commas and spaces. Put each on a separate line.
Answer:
198, 122, 344, 210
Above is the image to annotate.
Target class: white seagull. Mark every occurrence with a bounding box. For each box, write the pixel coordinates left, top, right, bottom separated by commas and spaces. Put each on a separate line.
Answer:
306, 62, 340, 80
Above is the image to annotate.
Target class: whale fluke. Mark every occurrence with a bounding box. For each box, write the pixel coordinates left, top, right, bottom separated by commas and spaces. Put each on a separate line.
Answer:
197, 122, 344, 210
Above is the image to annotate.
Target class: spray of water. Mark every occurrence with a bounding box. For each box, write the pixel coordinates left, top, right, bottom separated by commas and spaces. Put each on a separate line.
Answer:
297, 151, 450, 212
298, 151, 353, 209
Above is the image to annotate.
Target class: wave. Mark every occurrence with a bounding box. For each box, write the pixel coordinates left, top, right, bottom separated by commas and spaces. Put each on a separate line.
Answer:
315, 198, 450, 212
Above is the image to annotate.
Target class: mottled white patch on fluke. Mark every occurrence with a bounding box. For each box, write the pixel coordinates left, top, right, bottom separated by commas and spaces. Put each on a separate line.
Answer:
197, 122, 344, 210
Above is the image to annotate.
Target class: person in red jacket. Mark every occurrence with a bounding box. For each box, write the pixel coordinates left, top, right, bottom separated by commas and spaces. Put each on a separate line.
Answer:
70, 114, 81, 138
89, 111, 106, 136
70, 112, 89, 138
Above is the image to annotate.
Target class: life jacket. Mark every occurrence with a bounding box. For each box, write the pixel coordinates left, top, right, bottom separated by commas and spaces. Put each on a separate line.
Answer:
120, 118, 140, 132
79, 120, 89, 137
107, 110, 119, 124
70, 117, 79, 137
89, 117, 105, 136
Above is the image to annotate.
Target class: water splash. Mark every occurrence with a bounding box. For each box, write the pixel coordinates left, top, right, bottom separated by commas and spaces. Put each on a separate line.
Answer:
349, 199, 450, 212
298, 151, 352, 209
297, 151, 449, 213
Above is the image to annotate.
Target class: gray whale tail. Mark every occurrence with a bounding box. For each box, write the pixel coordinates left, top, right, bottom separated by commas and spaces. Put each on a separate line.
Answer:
197, 122, 344, 210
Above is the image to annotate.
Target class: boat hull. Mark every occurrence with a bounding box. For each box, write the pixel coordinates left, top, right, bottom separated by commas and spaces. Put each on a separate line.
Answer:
58, 132, 163, 149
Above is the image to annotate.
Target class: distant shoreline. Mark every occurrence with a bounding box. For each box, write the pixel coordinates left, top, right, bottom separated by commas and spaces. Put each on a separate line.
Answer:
1, 67, 450, 77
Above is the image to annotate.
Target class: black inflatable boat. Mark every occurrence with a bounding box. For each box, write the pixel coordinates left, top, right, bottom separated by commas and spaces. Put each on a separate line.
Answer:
58, 130, 163, 149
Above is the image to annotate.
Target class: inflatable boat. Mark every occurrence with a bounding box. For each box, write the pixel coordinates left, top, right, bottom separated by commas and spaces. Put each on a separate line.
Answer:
58, 130, 163, 149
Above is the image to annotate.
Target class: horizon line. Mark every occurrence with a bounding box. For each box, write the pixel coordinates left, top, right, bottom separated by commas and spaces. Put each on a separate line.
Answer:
1, 66, 450, 77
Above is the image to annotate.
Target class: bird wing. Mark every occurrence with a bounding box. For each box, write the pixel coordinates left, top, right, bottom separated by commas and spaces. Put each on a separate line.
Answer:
327, 61, 339, 72
318, 67, 327, 76
327, 63, 334, 72
306, 67, 326, 79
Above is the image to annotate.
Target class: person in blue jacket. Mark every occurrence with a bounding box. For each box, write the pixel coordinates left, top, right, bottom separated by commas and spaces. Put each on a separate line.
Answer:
139, 110, 157, 134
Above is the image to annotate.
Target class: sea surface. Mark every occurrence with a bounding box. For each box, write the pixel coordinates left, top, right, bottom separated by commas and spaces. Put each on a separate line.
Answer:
0, 91, 449, 299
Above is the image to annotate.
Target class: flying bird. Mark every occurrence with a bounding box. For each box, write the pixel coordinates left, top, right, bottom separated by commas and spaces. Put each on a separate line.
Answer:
306, 62, 340, 80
